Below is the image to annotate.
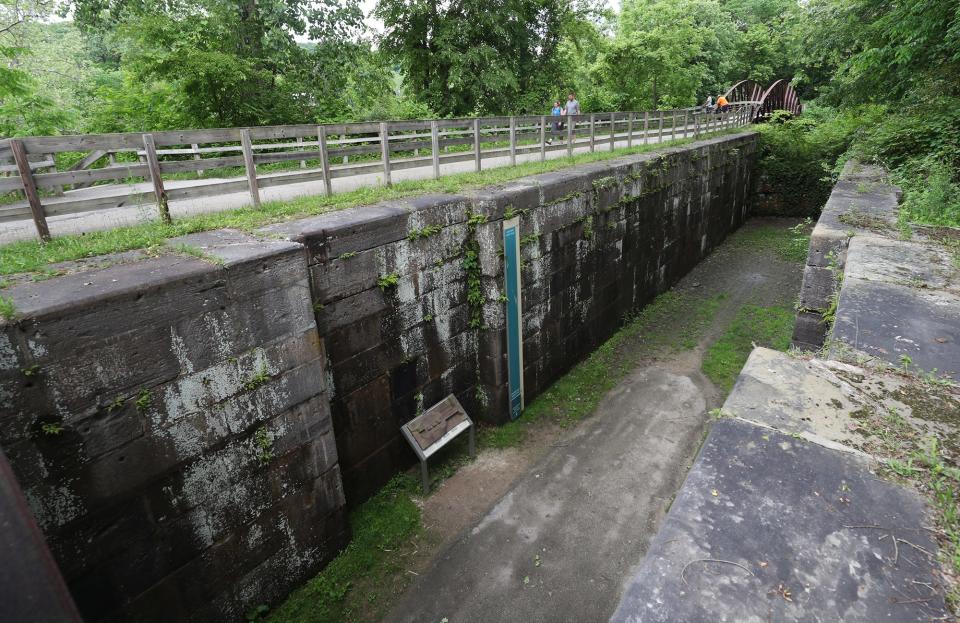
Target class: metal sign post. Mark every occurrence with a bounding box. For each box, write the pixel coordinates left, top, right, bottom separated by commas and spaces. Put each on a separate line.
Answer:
503, 217, 524, 420
401, 395, 475, 494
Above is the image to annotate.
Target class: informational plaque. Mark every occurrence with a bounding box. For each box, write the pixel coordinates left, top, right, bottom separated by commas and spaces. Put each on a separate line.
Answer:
401, 394, 475, 493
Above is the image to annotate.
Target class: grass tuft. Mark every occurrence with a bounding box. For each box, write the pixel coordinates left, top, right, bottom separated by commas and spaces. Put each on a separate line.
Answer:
265, 475, 421, 623
701, 304, 795, 392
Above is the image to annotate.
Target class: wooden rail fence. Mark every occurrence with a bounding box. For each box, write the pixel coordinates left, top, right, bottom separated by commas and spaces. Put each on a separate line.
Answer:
0, 104, 753, 241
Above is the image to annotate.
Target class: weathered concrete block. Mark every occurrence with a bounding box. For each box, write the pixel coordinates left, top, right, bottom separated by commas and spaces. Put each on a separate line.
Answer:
0, 230, 347, 623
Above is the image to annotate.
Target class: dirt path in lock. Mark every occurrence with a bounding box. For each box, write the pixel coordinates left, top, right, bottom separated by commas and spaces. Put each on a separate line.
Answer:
360, 217, 806, 623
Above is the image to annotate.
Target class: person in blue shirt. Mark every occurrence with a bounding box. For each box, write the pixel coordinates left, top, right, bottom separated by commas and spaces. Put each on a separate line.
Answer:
548, 100, 563, 144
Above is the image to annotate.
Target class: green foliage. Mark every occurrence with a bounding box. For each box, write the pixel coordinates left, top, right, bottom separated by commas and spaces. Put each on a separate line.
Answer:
375, 0, 591, 116
243, 363, 272, 391
266, 475, 421, 623
41, 422, 64, 436
406, 224, 443, 241
701, 304, 794, 392
377, 273, 399, 291
135, 388, 151, 412
253, 427, 274, 465
0, 295, 15, 321
755, 105, 869, 216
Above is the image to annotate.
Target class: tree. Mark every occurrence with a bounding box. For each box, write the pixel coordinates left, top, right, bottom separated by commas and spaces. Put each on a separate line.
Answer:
374, 0, 596, 116
596, 0, 736, 109
69, 0, 367, 127
0, 0, 74, 135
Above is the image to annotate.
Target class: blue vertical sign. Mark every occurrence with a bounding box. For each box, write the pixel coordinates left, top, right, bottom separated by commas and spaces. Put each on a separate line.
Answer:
502, 217, 524, 420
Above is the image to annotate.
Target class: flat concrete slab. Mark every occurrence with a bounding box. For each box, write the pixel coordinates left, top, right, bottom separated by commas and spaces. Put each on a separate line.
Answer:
722, 347, 866, 448
832, 237, 960, 378
382, 367, 711, 623
610, 418, 948, 623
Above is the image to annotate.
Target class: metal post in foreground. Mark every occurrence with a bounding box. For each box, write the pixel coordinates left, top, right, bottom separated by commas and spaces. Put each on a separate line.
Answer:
566, 117, 573, 157
379, 122, 392, 187
627, 113, 634, 148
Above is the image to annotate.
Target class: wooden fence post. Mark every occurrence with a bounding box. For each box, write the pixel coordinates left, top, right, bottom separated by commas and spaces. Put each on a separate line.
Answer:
318, 125, 332, 196
508, 116, 517, 166
239, 129, 261, 208
566, 117, 573, 157
589, 114, 596, 152
473, 119, 481, 172
610, 113, 616, 151
341, 134, 348, 164
191, 143, 204, 176
643, 111, 649, 145
539, 116, 547, 161
142, 134, 171, 225
430, 120, 440, 180
380, 122, 392, 187
297, 136, 306, 169
683, 110, 689, 139
627, 113, 634, 148
672, 111, 678, 141
10, 139, 50, 242
658, 111, 664, 143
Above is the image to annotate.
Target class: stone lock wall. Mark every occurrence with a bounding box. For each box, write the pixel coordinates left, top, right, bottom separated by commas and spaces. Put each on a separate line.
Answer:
0, 232, 347, 622
0, 132, 756, 622
264, 132, 758, 503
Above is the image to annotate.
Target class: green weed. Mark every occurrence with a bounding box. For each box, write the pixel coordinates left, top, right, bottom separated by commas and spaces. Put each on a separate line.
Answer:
701, 304, 795, 393
266, 475, 421, 623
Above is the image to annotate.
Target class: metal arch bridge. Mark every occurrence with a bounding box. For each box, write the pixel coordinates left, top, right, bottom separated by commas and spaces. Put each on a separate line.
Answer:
723, 79, 802, 122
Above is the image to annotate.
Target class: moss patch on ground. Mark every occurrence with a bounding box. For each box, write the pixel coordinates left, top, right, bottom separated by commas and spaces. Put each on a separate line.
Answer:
701, 304, 795, 392
264, 475, 422, 623
724, 218, 812, 264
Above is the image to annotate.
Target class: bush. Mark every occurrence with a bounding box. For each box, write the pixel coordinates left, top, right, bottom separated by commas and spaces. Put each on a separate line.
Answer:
754, 104, 868, 216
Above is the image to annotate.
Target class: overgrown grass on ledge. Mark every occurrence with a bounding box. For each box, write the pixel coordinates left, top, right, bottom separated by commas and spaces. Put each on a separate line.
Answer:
0, 128, 751, 278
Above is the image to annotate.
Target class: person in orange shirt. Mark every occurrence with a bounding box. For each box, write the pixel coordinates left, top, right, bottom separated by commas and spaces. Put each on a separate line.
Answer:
716, 95, 730, 112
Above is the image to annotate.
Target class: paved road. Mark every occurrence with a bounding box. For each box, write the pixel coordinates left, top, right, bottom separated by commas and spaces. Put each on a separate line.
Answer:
0, 126, 705, 244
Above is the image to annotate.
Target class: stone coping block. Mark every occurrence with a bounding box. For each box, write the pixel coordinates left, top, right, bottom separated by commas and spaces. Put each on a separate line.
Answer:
609, 418, 947, 622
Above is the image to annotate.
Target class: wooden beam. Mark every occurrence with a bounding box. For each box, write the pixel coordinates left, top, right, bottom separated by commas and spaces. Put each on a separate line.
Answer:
380, 122, 392, 187
610, 113, 616, 151
473, 119, 481, 172
239, 129, 261, 208
589, 114, 596, 152
509, 116, 517, 166
627, 113, 634, 148
539, 116, 546, 162
318, 125, 332, 196
142, 134, 171, 224
10, 139, 50, 242
430, 121, 440, 180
